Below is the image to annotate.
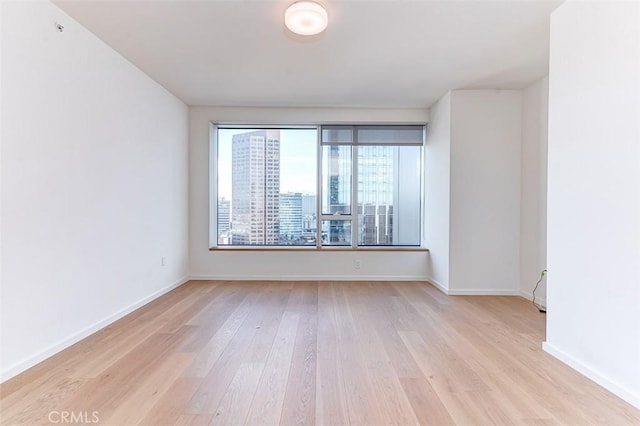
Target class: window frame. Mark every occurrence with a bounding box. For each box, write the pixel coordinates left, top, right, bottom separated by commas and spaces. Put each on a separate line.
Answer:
209, 122, 426, 250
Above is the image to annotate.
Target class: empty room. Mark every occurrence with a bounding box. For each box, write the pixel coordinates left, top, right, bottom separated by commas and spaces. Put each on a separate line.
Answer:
1, 0, 639, 424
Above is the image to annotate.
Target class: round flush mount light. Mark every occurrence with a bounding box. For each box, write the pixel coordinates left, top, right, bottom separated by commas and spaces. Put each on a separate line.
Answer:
285, 1, 328, 36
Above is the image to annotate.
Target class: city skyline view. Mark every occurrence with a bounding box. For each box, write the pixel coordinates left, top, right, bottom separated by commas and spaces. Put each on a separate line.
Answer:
218, 129, 319, 246
217, 128, 316, 200
216, 126, 422, 246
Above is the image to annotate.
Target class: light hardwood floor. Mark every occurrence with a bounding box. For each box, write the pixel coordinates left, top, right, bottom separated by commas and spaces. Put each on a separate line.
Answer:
1, 281, 639, 425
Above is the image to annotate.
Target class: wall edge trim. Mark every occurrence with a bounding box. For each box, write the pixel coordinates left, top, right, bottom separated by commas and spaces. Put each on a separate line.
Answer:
0, 275, 190, 383
446, 289, 520, 296
543, 341, 640, 410
188, 274, 429, 282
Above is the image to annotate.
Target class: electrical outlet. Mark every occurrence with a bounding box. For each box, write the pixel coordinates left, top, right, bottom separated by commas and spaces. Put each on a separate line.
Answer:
161, 256, 166, 267
355, 260, 361, 270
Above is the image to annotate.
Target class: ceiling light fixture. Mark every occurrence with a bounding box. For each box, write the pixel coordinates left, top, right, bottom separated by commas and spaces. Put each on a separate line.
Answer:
285, 1, 328, 36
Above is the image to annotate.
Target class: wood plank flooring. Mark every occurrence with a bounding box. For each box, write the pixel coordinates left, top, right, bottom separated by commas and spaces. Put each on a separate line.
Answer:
1, 280, 639, 425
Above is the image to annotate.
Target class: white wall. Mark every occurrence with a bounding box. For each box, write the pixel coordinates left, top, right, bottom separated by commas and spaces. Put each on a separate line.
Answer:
520, 77, 548, 304
0, 1, 189, 381
424, 93, 451, 291
449, 90, 523, 294
0, 1, 5, 372
424, 90, 524, 295
545, 0, 640, 409
189, 106, 430, 280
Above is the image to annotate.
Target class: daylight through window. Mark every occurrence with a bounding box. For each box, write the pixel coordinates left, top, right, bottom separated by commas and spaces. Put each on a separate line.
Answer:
213, 125, 423, 248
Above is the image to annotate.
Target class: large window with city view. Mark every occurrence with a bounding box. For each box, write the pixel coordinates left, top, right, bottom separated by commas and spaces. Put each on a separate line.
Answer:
213, 125, 423, 248
216, 127, 317, 246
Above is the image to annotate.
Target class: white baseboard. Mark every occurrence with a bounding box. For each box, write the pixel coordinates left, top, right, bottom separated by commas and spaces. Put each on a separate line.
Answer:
427, 278, 449, 294
543, 342, 640, 410
446, 289, 520, 296
0, 275, 190, 383
428, 278, 520, 296
520, 290, 547, 307
423, 279, 520, 297
189, 274, 428, 282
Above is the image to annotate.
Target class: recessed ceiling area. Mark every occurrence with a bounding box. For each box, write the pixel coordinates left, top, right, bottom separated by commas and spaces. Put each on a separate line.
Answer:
54, 0, 563, 108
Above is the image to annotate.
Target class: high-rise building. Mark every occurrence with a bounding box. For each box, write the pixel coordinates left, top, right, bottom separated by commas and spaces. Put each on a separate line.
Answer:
231, 130, 280, 245
301, 194, 317, 235
279, 192, 303, 241
325, 145, 351, 244
301, 194, 316, 216
357, 145, 395, 245
218, 197, 231, 234
325, 145, 396, 245
328, 145, 351, 215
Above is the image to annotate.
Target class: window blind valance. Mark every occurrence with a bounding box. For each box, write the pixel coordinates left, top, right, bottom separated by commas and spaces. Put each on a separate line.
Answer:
321, 125, 424, 146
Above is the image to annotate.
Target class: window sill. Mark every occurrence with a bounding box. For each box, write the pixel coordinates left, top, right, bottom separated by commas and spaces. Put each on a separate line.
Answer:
209, 246, 429, 252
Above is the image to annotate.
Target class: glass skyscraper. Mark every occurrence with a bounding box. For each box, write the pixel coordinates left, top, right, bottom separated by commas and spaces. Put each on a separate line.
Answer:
231, 130, 280, 245
324, 145, 397, 245
279, 192, 303, 241
217, 197, 231, 244
357, 145, 395, 245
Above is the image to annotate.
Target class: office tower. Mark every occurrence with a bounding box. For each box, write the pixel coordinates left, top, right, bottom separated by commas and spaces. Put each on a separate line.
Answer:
328, 145, 351, 214
218, 197, 231, 235
325, 145, 351, 244
279, 192, 303, 241
301, 193, 317, 234
357, 145, 395, 245
326, 145, 396, 245
231, 130, 280, 245
301, 194, 316, 216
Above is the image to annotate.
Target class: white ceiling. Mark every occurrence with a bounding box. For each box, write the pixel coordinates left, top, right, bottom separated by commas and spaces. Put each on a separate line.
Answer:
54, 0, 562, 108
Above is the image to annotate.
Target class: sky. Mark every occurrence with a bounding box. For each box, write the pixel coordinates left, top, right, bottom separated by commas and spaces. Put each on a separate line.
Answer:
216, 128, 317, 200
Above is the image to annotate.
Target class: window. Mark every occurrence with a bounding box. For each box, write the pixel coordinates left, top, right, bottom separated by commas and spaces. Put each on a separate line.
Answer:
215, 127, 317, 246
211, 124, 423, 248
320, 125, 423, 247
